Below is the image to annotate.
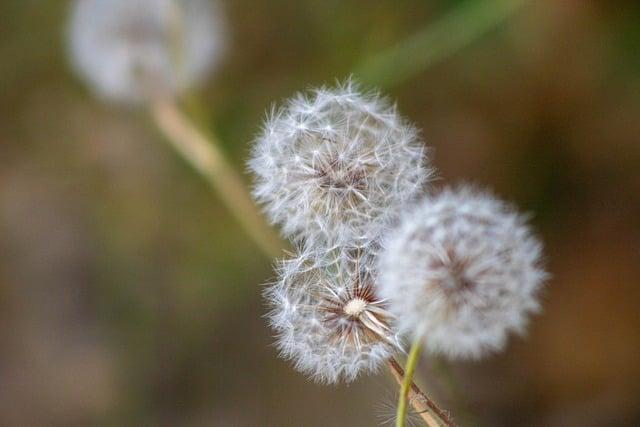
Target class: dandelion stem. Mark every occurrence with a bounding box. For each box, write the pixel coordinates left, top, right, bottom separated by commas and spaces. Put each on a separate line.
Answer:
397, 339, 424, 427
355, 0, 527, 89
388, 358, 439, 427
388, 357, 456, 427
150, 99, 283, 258
388, 358, 456, 427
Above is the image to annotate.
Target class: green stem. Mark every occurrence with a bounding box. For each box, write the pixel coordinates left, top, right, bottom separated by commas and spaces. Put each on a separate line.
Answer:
397, 337, 424, 427
355, 0, 527, 89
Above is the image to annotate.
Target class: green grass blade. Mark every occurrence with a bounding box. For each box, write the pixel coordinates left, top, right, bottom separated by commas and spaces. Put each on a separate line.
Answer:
355, 0, 527, 88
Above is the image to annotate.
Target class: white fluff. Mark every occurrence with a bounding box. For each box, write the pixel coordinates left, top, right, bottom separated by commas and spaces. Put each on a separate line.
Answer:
249, 80, 431, 250
68, 0, 225, 103
265, 247, 400, 383
378, 186, 547, 359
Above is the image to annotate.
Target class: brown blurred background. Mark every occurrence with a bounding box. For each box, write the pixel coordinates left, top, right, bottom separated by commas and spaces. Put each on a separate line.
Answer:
1, 0, 639, 426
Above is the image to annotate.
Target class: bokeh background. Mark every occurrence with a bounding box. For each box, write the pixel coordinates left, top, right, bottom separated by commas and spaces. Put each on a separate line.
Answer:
1, 0, 639, 426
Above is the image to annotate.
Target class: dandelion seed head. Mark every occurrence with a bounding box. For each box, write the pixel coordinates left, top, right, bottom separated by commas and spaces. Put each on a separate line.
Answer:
249, 80, 431, 249
379, 186, 547, 359
266, 248, 400, 383
68, 0, 225, 103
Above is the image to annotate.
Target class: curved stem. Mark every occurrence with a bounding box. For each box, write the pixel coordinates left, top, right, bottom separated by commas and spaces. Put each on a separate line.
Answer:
388, 357, 456, 427
150, 99, 283, 258
397, 339, 423, 427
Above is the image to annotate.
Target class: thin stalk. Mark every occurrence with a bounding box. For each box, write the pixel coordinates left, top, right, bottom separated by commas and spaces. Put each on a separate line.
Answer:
388, 358, 456, 427
355, 0, 527, 89
150, 99, 283, 258
397, 339, 424, 427
388, 359, 439, 427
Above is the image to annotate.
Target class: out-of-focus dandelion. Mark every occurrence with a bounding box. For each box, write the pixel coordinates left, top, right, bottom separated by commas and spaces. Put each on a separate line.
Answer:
67, 0, 282, 257
68, 0, 225, 103
265, 248, 400, 383
249, 80, 431, 249
379, 186, 547, 359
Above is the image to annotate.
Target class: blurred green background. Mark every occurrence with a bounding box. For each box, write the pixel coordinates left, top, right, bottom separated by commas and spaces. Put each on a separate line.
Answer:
1, 0, 639, 426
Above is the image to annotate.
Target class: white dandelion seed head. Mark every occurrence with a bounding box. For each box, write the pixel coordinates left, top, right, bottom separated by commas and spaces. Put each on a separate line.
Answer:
378, 186, 547, 359
68, 0, 225, 104
249, 80, 431, 249
265, 247, 401, 383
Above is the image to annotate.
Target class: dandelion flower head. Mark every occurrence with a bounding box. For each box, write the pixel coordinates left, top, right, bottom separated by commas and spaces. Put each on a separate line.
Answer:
68, 0, 225, 103
379, 186, 547, 359
249, 81, 431, 249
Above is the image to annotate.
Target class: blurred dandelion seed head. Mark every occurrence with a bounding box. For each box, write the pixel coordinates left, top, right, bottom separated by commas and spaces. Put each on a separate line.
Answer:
249, 80, 432, 249
379, 186, 547, 359
68, 0, 225, 104
265, 248, 400, 384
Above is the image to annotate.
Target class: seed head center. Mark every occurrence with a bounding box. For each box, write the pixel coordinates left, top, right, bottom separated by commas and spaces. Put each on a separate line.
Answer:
343, 298, 367, 317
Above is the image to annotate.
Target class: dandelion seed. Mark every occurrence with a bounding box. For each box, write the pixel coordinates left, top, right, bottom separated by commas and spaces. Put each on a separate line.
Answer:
266, 248, 401, 383
68, 0, 225, 103
249, 80, 431, 249
378, 186, 547, 359
376, 393, 422, 427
